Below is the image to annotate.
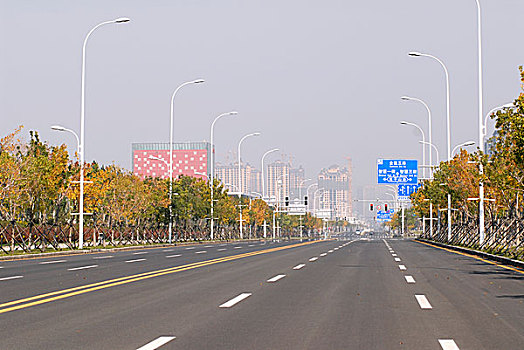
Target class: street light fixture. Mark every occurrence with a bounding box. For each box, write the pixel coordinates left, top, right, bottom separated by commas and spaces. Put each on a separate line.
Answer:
167, 79, 205, 244
237, 132, 261, 239
209, 111, 237, 240
261, 148, 279, 200
408, 52, 451, 162
51, 125, 80, 156
401, 96, 433, 176
452, 141, 475, 157
400, 121, 426, 179
77, 17, 130, 249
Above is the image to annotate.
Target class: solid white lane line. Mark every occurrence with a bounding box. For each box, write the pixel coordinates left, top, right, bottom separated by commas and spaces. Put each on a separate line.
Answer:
195, 251, 207, 254
328, 250, 334, 253
219, 293, 252, 308
137, 336, 176, 350
68, 265, 98, 271
293, 264, 306, 270
438, 339, 460, 350
309, 257, 318, 262
165, 254, 181, 258
217, 248, 227, 251
162, 249, 174, 252
320, 253, 327, 257
234, 246, 242, 249
93, 255, 113, 259
126, 259, 146, 263
395, 258, 401, 262
185, 247, 195, 250
415, 294, 433, 309
0, 275, 23, 281
399, 265, 407, 271
267, 274, 286, 283
133, 251, 148, 255
39, 260, 67, 265
405, 275, 416, 284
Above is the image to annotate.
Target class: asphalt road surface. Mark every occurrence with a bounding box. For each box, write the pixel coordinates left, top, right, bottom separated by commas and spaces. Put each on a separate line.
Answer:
0, 234, 523, 349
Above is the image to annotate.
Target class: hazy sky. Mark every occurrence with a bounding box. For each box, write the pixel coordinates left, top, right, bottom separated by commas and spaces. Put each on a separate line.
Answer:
1, 0, 524, 195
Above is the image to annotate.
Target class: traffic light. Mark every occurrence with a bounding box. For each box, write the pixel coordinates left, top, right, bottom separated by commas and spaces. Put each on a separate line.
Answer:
285, 196, 289, 206
384, 203, 388, 212
304, 196, 308, 206
369, 203, 374, 211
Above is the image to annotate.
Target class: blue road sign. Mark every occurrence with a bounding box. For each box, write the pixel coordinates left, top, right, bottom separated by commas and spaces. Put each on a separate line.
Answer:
377, 210, 392, 222
377, 159, 418, 184
397, 184, 421, 201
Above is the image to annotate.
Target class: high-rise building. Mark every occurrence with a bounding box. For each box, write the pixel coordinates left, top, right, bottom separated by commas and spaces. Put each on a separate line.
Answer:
267, 160, 290, 204
317, 163, 352, 220
289, 166, 305, 200
132, 142, 211, 180
215, 162, 260, 195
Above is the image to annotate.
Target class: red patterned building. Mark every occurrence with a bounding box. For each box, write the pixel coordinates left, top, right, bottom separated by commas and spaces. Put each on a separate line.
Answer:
132, 142, 212, 180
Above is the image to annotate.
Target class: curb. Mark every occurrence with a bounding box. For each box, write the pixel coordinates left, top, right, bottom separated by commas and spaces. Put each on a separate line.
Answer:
416, 238, 524, 270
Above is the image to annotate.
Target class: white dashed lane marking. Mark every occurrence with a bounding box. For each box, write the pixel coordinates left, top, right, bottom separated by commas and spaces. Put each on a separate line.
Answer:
309, 257, 318, 262
328, 250, 334, 253
267, 274, 286, 283
93, 255, 113, 259
219, 293, 252, 308
185, 247, 195, 250
217, 248, 227, 251
39, 260, 67, 265
415, 294, 433, 309
136, 336, 176, 350
132, 252, 148, 255
293, 264, 306, 270
394, 258, 401, 262
405, 275, 416, 283
234, 246, 242, 249
165, 254, 181, 258
195, 251, 207, 254
126, 259, 146, 263
0, 275, 23, 281
320, 253, 327, 257
399, 265, 407, 271
438, 339, 460, 350
68, 265, 98, 271
162, 249, 174, 252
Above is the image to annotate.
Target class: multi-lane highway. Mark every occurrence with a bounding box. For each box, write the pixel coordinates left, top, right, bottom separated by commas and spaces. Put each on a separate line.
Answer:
0, 234, 523, 349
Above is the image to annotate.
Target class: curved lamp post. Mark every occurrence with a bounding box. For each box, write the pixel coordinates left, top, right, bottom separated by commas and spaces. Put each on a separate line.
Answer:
78, 17, 130, 249
400, 121, 426, 179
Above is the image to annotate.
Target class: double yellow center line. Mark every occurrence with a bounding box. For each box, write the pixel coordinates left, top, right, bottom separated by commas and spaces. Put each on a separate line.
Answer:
0, 240, 320, 315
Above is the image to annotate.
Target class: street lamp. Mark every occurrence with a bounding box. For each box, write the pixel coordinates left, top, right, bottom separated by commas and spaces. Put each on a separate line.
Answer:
408, 52, 451, 162
51, 125, 80, 156
237, 132, 261, 239
148, 155, 169, 179
167, 79, 205, 244
400, 121, 426, 179
209, 111, 237, 240
306, 183, 318, 213
261, 148, 279, 200
194, 171, 209, 179
401, 96, 433, 176
452, 141, 475, 157
419, 141, 440, 170
77, 17, 130, 249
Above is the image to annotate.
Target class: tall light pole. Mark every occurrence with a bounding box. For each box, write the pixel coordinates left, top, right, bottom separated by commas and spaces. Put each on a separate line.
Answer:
409, 51, 452, 241
452, 141, 475, 157
261, 148, 279, 200
408, 52, 450, 162
210, 111, 237, 240
306, 183, 318, 213
168, 79, 205, 244
401, 96, 433, 176
78, 17, 130, 249
237, 132, 261, 239
400, 121, 426, 179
